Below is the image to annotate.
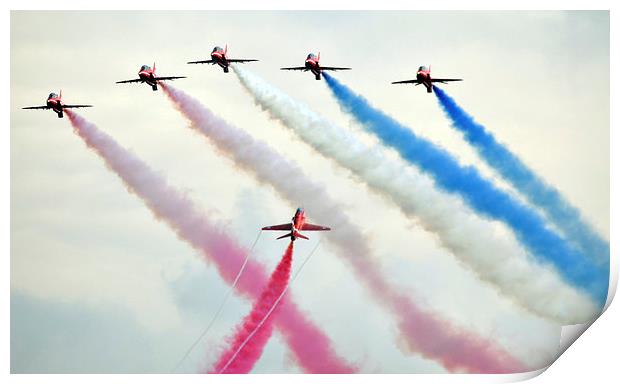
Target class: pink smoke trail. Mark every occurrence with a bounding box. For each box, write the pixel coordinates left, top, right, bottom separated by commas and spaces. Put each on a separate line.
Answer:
161, 84, 527, 373
210, 242, 294, 374
64, 110, 355, 373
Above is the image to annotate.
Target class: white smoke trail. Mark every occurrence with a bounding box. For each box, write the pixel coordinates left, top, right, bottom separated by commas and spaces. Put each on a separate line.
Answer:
232, 66, 598, 324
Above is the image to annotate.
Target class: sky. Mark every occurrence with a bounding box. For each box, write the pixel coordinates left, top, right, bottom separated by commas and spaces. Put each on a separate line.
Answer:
10, 11, 609, 373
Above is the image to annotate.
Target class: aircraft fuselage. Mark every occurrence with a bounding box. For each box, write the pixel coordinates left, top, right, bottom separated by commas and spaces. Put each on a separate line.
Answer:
288, 208, 307, 241
211, 51, 230, 72
417, 70, 433, 93
46, 98, 63, 114
138, 70, 157, 87
305, 59, 321, 80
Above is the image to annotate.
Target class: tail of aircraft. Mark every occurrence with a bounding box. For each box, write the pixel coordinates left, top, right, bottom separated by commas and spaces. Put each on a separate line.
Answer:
317, 51, 320, 62
224, 44, 228, 55
153, 62, 156, 74
59, 89, 62, 100
276, 231, 309, 241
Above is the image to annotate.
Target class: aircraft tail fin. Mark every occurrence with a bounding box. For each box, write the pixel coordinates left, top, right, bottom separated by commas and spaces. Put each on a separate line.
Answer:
59, 89, 62, 100
277, 232, 293, 240
275, 231, 309, 240
317, 51, 320, 62
224, 44, 228, 55
153, 62, 156, 73
296, 233, 309, 240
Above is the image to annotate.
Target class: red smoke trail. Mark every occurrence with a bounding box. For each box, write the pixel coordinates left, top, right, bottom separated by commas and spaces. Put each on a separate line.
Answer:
64, 111, 355, 373
161, 84, 527, 373
211, 242, 294, 374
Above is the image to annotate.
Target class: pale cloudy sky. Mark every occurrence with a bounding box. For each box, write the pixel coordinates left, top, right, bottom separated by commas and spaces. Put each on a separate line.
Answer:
10, 11, 608, 373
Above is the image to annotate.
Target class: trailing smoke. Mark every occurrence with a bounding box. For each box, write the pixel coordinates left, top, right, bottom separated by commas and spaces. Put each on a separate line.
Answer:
433, 86, 609, 268
231, 66, 599, 324
65, 110, 355, 373
322, 73, 608, 306
211, 242, 294, 374
161, 84, 527, 373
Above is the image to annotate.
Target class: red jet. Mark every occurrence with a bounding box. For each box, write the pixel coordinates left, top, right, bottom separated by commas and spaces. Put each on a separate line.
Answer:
392, 66, 462, 93
187, 45, 258, 73
281, 52, 351, 80
116, 63, 186, 91
22, 91, 92, 118
262, 208, 330, 241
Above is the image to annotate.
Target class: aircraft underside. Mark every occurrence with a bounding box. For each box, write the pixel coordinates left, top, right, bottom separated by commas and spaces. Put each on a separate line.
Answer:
217, 61, 230, 72
146, 80, 158, 91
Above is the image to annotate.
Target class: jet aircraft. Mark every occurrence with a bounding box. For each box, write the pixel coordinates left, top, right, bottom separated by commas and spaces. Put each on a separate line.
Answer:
281, 52, 351, 80
22, 91, 92, 118
116, 63, 186, 91
262, 208, 330, 241
392, 66, 462, 93
187, 45, 258, 73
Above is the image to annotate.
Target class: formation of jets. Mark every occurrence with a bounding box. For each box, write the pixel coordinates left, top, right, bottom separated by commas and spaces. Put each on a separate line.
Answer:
23, 44, 463, 117
21, 45, 463, 238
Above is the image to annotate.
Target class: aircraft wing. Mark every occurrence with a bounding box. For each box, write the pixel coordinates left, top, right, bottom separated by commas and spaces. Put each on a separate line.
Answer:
227, 59, 259, 63
431, 78, 463, 83
280, 67, 307, 71
116, 78, 143, 84
63, 104, 93, 109
391, 79, 421, 84
300, 223, 331, 231
262, 223, 293, 231
22, 106, 50, 110
187, 60, 215, 64
320, 66, 352, 71
154, 76, 187, 82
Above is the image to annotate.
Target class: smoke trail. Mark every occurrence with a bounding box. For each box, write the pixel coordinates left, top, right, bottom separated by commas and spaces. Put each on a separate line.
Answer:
322, 73, 608, 306
231, 66, 599, 324
161, 84, 527, 373
64, 111, 355, 373
218, 238, 322, 374
211, 242, 293, 374
173, 231, 262, 373
433, 86, 609, 266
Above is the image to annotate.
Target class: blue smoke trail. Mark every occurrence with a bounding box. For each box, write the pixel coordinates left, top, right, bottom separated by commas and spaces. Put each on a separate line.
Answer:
323, 73, 608, 306
433, 86, 609, 266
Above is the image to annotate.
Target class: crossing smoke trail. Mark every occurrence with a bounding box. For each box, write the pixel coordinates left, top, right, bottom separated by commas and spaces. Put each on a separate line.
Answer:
64, 111, 355, 374
231, 66, 599, 324
210, 242, 293, 374
161, 84, 527, 373
322, 73, 608, 306
433, 86, 609, 267
218, 239, 322, 374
